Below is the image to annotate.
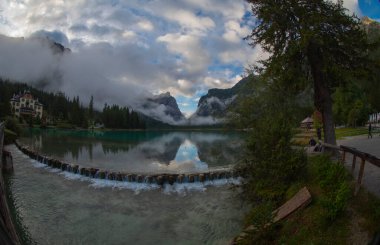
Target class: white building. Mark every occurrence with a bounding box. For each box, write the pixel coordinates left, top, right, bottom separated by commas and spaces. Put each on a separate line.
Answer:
10, 90, 43, 119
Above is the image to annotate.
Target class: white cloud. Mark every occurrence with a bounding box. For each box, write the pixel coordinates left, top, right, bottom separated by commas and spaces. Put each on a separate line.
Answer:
122, 30, 136, 40
154, 7, 215, 34
137, 20, 154, 31
204, 77, 232, 89
0, 0, 260, 117
157, 33, 210, 74
222, 20, 250, 43
342, 0, 361, 15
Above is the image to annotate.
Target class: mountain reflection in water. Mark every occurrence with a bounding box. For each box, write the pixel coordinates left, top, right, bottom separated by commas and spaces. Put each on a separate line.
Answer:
19, 129, 244, 173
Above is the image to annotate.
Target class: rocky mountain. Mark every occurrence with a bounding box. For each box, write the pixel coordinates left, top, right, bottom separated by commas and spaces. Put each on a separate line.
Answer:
362, 16, 380, 34
141, 92, 185, 124
47, 40, 71, 54
190, 76, 253, 122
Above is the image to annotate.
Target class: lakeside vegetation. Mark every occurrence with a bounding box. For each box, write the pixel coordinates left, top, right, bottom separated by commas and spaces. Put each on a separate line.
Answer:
0, 79, 147, 130
233, 0, 380, 243
238, 155, 380, 244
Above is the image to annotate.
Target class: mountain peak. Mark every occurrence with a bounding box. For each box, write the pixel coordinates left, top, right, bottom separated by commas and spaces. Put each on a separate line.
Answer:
155, 92, 171, 98
362, 16, 375, 25
144, 92, 185, 123
192, 76, 253, 119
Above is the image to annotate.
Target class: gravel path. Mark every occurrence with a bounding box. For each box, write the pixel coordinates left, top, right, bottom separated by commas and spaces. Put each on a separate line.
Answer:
338, 135, 380, 197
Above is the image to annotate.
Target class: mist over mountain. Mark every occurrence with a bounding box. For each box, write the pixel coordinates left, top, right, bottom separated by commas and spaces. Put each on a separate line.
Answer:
0, 35, 189, 125
141, 92, 186, 124
0, 33, 255, 126
189, 76, 253, 125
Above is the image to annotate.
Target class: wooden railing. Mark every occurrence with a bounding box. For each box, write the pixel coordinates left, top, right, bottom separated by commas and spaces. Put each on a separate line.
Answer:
0, 122, 3, 162
322, 142, 380, 195
0, 122, 21, 245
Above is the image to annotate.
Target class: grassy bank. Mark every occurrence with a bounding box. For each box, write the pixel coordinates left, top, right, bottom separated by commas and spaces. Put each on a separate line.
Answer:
237, 155, 380, 244
335, 127, 368, 139
293, 127, 368, 146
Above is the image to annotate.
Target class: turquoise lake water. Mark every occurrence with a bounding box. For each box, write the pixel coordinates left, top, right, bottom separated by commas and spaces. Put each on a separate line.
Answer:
18, 129, 244, 173
6, 129, 248, 244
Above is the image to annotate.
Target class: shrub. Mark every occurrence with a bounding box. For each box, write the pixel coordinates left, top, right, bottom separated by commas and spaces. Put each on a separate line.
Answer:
321, 181, 351, 221
4, 128, 17, 144
4, 116, 21, 135
312, 155, 351, 221
241, 202, 279, 244
237, 105, 307, 203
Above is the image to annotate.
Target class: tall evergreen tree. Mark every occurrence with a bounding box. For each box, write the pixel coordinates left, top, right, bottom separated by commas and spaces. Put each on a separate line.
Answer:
89, 95, 94, 121
245, 0, 373, 145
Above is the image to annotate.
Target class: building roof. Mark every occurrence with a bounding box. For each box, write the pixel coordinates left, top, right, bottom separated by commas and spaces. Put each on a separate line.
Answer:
10, 90, 43, 106
301, 117, 313, 124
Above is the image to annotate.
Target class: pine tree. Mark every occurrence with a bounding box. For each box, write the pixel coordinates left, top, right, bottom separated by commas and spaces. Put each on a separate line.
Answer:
88, 95, 94, 127
245, 0, 373, 145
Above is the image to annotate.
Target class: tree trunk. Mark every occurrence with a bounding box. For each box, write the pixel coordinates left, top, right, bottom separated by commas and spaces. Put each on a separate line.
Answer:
320, 92, 336, 145
307, 42, 337, 146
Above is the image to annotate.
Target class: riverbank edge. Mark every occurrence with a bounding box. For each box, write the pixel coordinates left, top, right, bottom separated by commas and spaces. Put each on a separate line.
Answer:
0, 121, 21, 245
0, 168, 22, 245
234, 154, 380, 244
234, 129, 380, 244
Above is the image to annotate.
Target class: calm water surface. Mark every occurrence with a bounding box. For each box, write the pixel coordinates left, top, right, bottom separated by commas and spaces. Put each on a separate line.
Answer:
19, 129, 244, 173
7, 130, 247, 245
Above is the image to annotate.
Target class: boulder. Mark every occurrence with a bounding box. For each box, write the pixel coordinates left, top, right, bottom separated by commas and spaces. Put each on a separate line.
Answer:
61, 163, 68, 171
79, 167, 86, 175
156, 175, 164, 185
168, 175, 175, 185
107, 172, 115, 180
137, 175, 144, 183
116, 173, 123, 181
177, 174, 184, 184
98, 171, 106, 179
199, 174, 205, 182
145, 176, 153, 184
90, 168, 98, 177
71, 165, 79, 173
127, 174, 133, 182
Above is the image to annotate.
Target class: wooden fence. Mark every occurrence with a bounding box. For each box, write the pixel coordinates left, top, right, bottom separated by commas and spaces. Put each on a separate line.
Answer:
0, 122, 21, 245
322, 142, 380, 195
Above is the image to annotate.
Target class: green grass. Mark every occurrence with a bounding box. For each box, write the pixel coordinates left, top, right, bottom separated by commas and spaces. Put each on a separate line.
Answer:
335, 127, 367, 139
275, 156, 352, 244
352, 189, 380, 235
237, 155, 380, 244
293, 127, 368, 146
55, 122, 75, 129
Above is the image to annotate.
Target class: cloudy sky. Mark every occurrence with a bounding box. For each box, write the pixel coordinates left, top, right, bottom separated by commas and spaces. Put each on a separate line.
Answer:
0, 0, 375, 117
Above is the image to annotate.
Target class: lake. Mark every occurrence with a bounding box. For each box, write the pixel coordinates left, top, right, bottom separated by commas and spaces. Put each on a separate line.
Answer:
6, 129, 247, 244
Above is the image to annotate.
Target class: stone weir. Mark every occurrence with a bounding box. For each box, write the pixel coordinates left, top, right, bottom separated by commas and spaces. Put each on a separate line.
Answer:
14, 141, 241, 186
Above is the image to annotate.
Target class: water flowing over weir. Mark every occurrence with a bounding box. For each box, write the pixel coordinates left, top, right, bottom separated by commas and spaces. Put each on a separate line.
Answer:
7, 143, 247, 244
14, 140, 242, 191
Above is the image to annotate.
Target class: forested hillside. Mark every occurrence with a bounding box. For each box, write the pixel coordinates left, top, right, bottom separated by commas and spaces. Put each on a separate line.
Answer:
0, 79, 146, 129
332, 17, 380, 126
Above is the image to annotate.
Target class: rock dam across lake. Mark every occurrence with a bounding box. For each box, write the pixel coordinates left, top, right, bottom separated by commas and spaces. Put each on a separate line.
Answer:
15, 140, 242, 187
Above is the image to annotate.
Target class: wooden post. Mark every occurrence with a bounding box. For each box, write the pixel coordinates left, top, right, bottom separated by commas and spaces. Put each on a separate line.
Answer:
355, 157, 366, 196
351, 155, 357, 173
341, 151, 346, 163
